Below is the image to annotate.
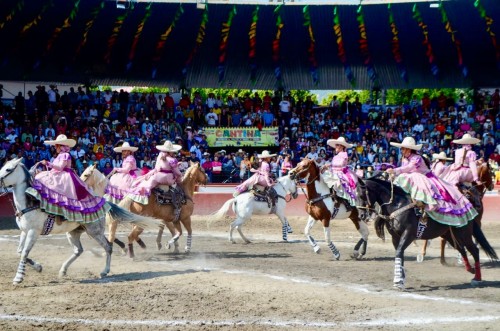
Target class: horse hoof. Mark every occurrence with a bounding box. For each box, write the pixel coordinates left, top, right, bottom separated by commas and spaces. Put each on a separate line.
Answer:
173, 248, 180, 254
59, 271, 67, 278
334, 254, 340, 261
351, 251, 359, 259
100, 272, 108, 278
287, 228, 293, 234
184, 248, 191, 254
466, 267, 475, 274
244, 240, 252, 244
313, 245, 321, 254
12, 277, 23, 285
166, 242, 171, 250
156, 242, 162, 251
393, 281, 405, 290
471, 279, 482, 287
34, 264, 43, 273
416, 254, 424, 263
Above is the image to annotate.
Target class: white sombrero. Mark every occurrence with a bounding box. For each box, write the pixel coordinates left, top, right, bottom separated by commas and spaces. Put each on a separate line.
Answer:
327, 137, 353, 148
114, 141, 138, 153
156, 140, 182, 152
390, 137, 422, 151
452, 133, 481, 145
432, 152, 452, 161
258, 150, 276, 159
44, 134, 76, 147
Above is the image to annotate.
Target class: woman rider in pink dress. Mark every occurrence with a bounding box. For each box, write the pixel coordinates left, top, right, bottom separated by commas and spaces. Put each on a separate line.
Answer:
26, 134, 108, 223
129, 141, 183, 204
233, 150, 275, 197
322, 137, 358, 211
440, 133, 481, 186
386, 137, 477, 227
105, 141, 139, 204
431, 151, 452, 178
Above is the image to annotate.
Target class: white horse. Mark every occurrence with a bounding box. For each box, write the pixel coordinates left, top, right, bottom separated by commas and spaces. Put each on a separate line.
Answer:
209, 175, 298, 243
0, 158, 162, 284
80, 164, 185, 253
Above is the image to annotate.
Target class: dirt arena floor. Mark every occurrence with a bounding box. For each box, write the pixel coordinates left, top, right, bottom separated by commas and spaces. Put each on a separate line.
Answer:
0, 214, 499, 331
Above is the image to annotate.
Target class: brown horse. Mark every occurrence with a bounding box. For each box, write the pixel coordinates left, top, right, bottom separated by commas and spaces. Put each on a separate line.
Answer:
288, 158, 369, 260
107, 162, 207, 258
418, 162, 495, 265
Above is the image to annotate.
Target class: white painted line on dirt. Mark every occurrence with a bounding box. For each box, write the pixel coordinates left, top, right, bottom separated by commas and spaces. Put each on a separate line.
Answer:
185, 266, 499, 308
1, 313, 499, 328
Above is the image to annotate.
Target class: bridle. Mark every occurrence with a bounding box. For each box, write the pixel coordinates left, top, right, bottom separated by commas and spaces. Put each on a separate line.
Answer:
0, 164, 17, 196
277, 178, 298, 202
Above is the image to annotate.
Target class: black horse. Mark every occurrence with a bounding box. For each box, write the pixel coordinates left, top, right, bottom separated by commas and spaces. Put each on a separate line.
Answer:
356, 177, 498, 290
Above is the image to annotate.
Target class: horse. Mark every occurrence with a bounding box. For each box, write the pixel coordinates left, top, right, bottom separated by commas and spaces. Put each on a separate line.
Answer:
81, 164, 174, 254
356, 176, 498, 289
418, 162, 495, 264
209, 175, 298, 243
107, 162, 208, 258
288, 158, 370, 260
0, 158, 162, 284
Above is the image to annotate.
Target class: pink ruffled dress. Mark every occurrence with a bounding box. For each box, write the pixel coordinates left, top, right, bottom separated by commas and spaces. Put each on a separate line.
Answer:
431, 161, 448, 178
323, 151, 358, 206
26, 151, 108, 223
128, 152, 182, 204
235, 161, 273, 195
105, 155, 139, 204
440, 146, 478, 185
393, 153, 477, 227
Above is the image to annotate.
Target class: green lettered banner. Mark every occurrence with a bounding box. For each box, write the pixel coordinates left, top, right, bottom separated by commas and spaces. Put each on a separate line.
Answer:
205, 127, 279, 147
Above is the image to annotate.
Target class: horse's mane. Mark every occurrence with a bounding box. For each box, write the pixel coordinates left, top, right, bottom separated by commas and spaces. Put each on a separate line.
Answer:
366, 177, 409, 201
182, 163, 200, 182
20, 163, 34, 187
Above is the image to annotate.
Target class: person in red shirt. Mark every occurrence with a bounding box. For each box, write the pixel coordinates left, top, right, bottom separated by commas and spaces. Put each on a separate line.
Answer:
179, 94, 191, 109
421, 93, 431, 111
435, 121, 446, 134
95, 147, 104, 161
164, 92, 174, 110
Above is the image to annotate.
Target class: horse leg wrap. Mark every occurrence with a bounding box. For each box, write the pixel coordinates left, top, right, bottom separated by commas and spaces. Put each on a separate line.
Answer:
286, 222, 293, 233
168, 234, 181, 245
13, 260, 27, 284
307, 235, 320, 253
136, 239, 147, 249
128, 244, 135, 258
463, 257, 473, 273
361, 240, 368, 256
474, 261, 482, 281
282, 224, 288, 241
185, 234, 192, 252
114, 239, 126, 249
393, 258, 405, 286
328, 242, 340, 260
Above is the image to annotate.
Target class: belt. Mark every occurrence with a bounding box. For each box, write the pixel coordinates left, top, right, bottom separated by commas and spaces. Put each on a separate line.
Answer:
160, 170, 173, 174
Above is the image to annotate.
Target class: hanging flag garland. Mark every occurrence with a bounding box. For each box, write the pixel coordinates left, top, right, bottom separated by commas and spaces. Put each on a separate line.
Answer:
218, 5, 237, 84
151, 4, 184, 79
474, 0, 500, 70
35, 0, 80, 70
387, 4, 407, 82
182, 7, 208, 81
20, 0, 54, 36
0, 0, 25, 31
248, 6, 259, 84
272, 5, 284, 86
439, 3, 467, 77
72, 0, 105, 64
356, 4, 377, 85
127, 2, 153, 71
104, 6, 134, 65
412, 4, 439, 77
303, 6, 318, 85
333, 6, 355, 87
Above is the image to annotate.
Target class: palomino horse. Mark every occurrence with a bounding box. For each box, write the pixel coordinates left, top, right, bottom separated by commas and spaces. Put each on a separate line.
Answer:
0, 158, 162, 284
288, 158, 369, 260
418, 162, 495, 264
209, 175, 298, 243
109, 162, 207, 258
357, 177, 498, 289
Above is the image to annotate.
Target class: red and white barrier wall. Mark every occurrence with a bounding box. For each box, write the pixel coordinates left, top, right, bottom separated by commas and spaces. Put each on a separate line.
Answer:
1, 184, 498, 221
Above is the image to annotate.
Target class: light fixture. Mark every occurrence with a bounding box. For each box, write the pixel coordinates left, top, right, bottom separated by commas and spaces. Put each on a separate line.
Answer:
429, 2, 440, 7
196, 0, 207, 10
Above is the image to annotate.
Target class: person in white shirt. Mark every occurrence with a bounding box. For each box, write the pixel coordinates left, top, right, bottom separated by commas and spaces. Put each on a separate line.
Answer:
289, 113, 300, 126
205, 110, 218, 126
412, 120, 424, 134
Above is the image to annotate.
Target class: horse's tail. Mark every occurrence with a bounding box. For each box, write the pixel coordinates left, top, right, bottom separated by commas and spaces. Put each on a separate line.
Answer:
209, 198, 235, 221
106, 201, 163, 231
374, 216, 386, 241
473, 221, 499, 261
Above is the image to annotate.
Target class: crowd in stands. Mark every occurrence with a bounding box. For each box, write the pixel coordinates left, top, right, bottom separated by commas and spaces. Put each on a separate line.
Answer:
0, 84, 499, 184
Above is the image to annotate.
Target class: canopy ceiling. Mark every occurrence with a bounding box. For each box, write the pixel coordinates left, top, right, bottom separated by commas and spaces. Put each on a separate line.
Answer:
0, 0, 499, 90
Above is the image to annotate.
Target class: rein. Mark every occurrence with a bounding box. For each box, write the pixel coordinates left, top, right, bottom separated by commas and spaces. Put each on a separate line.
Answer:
0, 163, 40, 217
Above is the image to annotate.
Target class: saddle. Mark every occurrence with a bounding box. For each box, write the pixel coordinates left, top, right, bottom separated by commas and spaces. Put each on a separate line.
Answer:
152, 185, 187, 222
252, 186, 279, 211
328, 187, 352, 212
